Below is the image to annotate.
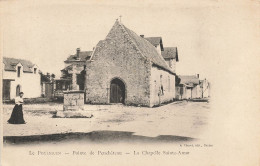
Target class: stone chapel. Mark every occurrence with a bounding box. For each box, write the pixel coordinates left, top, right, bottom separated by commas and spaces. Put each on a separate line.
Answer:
83, 20, 179, 107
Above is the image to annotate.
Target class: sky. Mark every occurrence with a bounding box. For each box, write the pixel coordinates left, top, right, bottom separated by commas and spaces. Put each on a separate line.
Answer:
1, 0, 259, 83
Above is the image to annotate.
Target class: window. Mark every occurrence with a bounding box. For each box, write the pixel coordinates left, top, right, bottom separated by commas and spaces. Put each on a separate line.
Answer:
160, 75, 164, 95
34, 68, 37, 74
169, 60, 172, 68
154, 80, 157, 95
16, 85, 21, 96
161, 85, 164, 95
17, 66, 21, 77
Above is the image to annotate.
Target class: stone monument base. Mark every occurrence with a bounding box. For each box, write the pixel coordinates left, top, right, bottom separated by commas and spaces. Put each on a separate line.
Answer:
54, 90, 93, 118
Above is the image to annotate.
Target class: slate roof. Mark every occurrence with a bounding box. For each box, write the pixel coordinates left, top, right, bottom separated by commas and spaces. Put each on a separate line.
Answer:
145, 37, 164, 52
179, 75, 200, 87
144, 37, 162, 46
162, 47, 179, 61
121, 24, 174, 73
94, 21, 172, 74
65, 51, 92, 62
90, 21, 175, 74
3, 57, 36, 73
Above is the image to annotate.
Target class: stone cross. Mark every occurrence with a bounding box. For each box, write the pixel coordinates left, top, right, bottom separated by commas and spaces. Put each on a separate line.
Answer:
68, 64, 82, 90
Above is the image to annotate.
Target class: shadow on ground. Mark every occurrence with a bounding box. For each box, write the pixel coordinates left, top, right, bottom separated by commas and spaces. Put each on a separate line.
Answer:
3, 130, 196, 145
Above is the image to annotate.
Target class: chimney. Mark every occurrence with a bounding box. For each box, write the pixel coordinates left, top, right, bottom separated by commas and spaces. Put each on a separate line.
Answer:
140, 35, 144, 38
197, 74, 199, 78
76, 48, 80, 60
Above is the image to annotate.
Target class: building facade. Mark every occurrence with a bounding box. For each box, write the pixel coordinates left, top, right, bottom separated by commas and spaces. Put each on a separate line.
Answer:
2, 57, 41, 100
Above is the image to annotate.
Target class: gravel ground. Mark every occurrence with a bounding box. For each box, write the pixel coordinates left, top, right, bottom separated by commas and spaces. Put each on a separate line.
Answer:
2, 101, 210, 140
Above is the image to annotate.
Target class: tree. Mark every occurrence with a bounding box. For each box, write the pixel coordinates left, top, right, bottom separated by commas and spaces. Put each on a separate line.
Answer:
46, 72, 50, 79
51, 74, 55, 79
40, 72, 52, 83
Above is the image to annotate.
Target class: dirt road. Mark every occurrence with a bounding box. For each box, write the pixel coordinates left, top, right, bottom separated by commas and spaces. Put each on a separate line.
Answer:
3, 101, 210, 143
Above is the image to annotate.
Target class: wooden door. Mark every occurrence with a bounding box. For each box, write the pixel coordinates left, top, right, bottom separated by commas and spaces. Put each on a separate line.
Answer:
110, 79, 125, 103
45, 83, 53, 98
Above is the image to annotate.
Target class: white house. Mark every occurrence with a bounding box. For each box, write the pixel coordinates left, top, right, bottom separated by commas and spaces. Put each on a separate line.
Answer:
2, 57, 41, 100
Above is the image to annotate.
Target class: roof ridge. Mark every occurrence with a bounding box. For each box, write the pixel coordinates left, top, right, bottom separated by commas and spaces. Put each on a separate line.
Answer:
3, 57, 34, 65
3, 57, 36, 73
89, 40, 104, 61
4, 57, 33, 62
117, 22, 148, 62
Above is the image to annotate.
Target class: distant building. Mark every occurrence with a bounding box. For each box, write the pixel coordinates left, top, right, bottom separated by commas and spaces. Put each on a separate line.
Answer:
62, 48, 92, 79
54, 48, 90, 99
60, 48, 91, 90
2, 57, 41, 100
176, 74, 210, 100
85, 20, 179, 107
176, 75, 200, 99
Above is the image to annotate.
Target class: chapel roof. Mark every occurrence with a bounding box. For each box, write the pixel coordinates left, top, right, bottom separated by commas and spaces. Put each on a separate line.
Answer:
122, 24, 173, 73
3, 57, 36, 73
92, 20, 174, 74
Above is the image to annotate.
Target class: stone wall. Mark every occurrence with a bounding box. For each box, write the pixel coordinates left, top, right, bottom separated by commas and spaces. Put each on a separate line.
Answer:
85, 23, 151, 106
149, 66, 175, 106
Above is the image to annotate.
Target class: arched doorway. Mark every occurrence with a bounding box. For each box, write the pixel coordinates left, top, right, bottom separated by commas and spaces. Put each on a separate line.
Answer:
16, 85, 21, 96
110, 78, 125, 104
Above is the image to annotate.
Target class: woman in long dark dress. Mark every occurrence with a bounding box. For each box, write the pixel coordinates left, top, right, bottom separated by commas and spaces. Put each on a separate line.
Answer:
8, 92, 26, 124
